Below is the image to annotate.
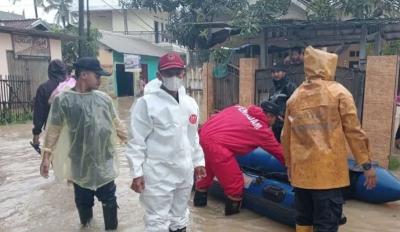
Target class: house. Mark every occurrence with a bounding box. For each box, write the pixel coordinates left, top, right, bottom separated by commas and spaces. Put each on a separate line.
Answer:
0, 10, 73, 102
97, 30, 170, 98
70, 0, 186, 97
211, 0, 367, 70
0, 18, 50, 31
70, 0, 169, 44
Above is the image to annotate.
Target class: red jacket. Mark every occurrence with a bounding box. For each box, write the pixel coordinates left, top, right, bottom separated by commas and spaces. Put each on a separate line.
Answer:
200, 105, 284, 164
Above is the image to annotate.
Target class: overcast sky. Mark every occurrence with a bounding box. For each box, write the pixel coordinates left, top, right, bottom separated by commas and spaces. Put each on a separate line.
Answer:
0, 0, 123, 24
0, 0, 56, 23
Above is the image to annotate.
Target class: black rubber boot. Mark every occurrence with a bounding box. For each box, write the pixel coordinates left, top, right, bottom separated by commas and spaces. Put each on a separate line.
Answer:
193, 190, 208, 207
169, 227, 186, 232
224, 198, 242, 216
77, 207, 93, 227
102, 202, 118, 230
339, 214, 347, 225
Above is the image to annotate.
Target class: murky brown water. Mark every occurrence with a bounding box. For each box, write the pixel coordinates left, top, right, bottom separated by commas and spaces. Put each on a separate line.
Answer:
1, 97, 400, 232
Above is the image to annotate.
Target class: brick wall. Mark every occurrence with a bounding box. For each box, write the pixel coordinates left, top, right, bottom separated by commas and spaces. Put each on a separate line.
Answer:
363, 56, 398, 167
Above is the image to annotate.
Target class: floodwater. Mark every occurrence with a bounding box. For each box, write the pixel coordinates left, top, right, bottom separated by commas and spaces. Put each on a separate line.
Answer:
1, 97, 400, 232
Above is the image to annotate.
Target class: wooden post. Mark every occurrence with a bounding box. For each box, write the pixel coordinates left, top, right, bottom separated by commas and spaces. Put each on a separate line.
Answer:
202, 62, 214, 122
374, 28, 383, 56
239, 58, 259, 106
359, 24, 367, 71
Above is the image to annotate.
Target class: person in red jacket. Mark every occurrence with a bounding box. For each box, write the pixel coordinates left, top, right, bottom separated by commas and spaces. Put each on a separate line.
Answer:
194, 102, 284, 215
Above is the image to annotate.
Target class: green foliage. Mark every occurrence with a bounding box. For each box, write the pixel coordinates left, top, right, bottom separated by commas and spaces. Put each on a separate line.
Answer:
389, 156, 400, 171
42, 0, 77, 27
307, 0, 338, 21
51, 25, 102, 65
119, 0, 289, 49
231, 0, 290, 37
166, 0, 249, 49
0, 109, 33, 125
308, 0, 400, 21
367, 40, 400, 56
382, 40, 400, 55
211, 48, 231, 64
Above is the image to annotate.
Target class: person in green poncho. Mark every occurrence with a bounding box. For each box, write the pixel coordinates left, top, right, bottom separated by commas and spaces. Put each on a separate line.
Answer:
40, 57, 126, 230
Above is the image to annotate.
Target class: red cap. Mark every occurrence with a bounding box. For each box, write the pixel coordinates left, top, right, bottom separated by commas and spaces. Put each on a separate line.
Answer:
158, 52, 185, 71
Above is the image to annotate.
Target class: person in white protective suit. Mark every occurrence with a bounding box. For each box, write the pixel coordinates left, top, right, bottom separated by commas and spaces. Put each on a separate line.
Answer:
39, 57, 127, 230
126, 52, 206, 232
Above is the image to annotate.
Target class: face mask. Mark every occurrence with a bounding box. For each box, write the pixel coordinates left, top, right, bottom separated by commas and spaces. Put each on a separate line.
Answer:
161, 76, 183, 92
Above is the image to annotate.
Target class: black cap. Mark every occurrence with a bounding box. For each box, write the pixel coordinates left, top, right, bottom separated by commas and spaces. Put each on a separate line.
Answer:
261, 101, 280, 116
73, 57, 111, 76
271, 64, 288, 73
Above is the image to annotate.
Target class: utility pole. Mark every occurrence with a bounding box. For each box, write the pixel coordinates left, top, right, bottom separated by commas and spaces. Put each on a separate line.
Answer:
123, 7, 128, 35
86, 0, 91, 40
78, 0, 85, 57
33, 0, 38, 18
359, 24, 367, 72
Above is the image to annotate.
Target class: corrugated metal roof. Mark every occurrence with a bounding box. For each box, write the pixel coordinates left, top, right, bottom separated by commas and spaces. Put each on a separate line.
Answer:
99, 30, 168, 57
0, 25, 77, 40
0, 19, 50, 31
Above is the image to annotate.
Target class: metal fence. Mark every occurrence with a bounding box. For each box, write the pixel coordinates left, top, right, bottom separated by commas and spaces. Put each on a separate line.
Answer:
0, 75, 32, 124
214, 64, 240, 110
255, 65, 365, 119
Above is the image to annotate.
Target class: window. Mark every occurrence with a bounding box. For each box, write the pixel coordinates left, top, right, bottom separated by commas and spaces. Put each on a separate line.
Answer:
349, 51, 360, 57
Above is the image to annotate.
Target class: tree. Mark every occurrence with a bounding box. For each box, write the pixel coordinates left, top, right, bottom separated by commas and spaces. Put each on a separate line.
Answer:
42, 0, 77, 28
10, 0, 44, 18
51, 25, 102, 64
119, 0, 290, 49
307, 0, 400, 21
307, 0, 338, 21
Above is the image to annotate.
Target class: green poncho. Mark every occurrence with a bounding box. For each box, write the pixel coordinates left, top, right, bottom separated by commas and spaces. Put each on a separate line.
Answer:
43, 90, 124, 190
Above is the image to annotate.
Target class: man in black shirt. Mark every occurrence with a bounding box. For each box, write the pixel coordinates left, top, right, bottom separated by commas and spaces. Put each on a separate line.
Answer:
269, 65, 297, 142
31, 60, 67, 150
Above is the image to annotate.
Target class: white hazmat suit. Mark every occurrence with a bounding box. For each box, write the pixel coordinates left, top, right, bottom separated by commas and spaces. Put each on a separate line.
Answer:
126, 79, 205, 232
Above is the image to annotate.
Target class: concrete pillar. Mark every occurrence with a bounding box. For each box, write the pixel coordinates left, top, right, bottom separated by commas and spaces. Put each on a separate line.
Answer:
239, 58, 259, 106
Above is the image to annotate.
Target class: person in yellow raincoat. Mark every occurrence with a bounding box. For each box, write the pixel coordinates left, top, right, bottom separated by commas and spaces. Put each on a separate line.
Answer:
281, 46, 377, 232
39, 57, 126, 230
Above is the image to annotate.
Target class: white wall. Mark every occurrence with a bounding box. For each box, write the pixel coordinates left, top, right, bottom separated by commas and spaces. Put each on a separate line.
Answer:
50, 39, 62, 60
71, 0, 120, 11
90, 11, 113, 31
0, 33, 13, 75
71, 0, 168, 33
0, 33, 62, 75
112, 9, 168, 32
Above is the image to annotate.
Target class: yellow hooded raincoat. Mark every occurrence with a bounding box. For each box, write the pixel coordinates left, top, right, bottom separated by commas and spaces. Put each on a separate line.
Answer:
281, 46, 372, 189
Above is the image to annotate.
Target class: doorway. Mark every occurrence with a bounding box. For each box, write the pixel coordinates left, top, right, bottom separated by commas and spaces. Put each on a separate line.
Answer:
116, 64, 134, 97
6, 51, 49, 99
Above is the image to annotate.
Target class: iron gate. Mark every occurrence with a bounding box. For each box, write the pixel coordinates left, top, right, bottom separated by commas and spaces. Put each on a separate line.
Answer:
255, 65, 365, 119
214, 64, 240, 110
0, 75, 32, 124
7, 51, 49, 99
